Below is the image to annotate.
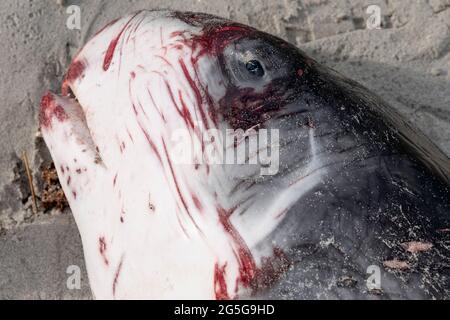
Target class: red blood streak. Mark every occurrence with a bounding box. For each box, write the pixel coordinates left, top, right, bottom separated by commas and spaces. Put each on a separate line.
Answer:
162, 139, 201, 232
214, 262, 230, 300
113, 173, 118, 186
103, 33, 122, 71
275, 208, 288, 219
151, 70, 165, 78
164, 80, 181, 113
155, 55, 173, 67
234, 248, 256, 287
39, 92, 68, 128
161, 144, 186, 212
175, 208, 190, 238
165, 80, 195, 129
172, 44, 184, 51
119, 140, 126, 153
178, 59, 209, 128
61, 60, 86, 96
99, 236, 109, 265
131, 103, 138, 115
72, 191, 77, 199
112, 257, 124, 297
170, 30, 187, 38
128, 79, 140, 116
103, 12, 140, 71
136, 99, 149, 119
126, 128, 134, 142
178, 90, 195, 129
147, 87, 166, 122
138, 122, 162, 164
189, 25, 251, 65
192, 194, 202, 211
217, 207, 256, 288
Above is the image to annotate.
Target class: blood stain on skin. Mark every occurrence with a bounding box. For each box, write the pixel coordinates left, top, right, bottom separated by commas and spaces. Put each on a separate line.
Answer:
61, 60, 86, 95
99, 236, 109, 266
216, 207, 256, 289
178, 58, 209, 127
214, 262, 229, 300
112, 256, 124, 297
138, 122, 162, 164
252, 248, 291, 290
192, 194, 202, 211
39, 93, 68, 129
126, 128, 134, 142
103, 12, 141, 71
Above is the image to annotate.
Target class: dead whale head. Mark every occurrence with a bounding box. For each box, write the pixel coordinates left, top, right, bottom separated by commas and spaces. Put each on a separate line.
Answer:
40, 10, 450, 299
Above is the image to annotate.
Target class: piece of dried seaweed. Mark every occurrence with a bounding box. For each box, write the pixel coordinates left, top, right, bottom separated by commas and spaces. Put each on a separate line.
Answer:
41, 163, 68, 211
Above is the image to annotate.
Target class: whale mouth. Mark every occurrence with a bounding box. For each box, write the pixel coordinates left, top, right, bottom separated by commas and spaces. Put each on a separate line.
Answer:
64, 85, 77, 100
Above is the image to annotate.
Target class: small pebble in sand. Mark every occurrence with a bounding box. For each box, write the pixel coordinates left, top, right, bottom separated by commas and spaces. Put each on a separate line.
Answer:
335, 12, 349, 23
430, 68, 446, 76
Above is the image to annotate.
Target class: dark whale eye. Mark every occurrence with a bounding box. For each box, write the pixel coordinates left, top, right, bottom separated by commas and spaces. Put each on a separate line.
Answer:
245, 60, 264, 77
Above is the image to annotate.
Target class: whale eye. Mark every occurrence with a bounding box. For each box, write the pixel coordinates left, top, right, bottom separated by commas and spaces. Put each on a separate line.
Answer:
222, 40, 274, 88
245, 60, 264, 77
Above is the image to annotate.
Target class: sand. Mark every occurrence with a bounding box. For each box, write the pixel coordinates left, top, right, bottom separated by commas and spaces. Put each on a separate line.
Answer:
0, 0, 449, 299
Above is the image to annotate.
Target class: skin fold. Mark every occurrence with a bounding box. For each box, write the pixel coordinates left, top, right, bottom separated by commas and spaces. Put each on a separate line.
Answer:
39, 10, 450, 299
